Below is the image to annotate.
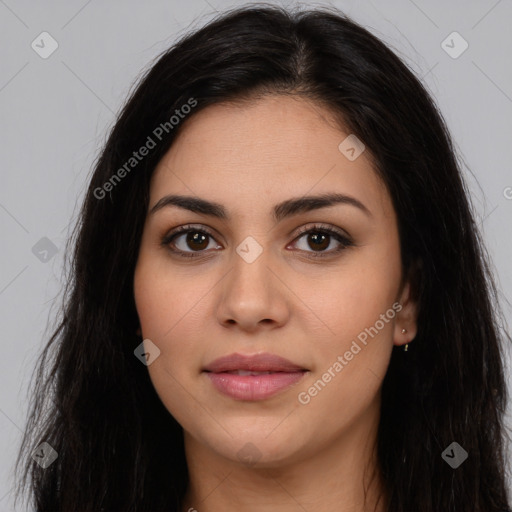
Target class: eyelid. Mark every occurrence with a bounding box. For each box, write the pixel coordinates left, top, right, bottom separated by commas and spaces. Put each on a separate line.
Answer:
161, 223, 219, 245
292, 222, 351, 241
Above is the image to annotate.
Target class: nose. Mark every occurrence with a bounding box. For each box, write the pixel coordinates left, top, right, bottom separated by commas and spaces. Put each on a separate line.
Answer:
215, 247, 291, 333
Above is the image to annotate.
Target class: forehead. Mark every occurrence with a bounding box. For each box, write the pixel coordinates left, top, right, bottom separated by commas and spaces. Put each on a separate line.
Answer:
150, 95, 393, 222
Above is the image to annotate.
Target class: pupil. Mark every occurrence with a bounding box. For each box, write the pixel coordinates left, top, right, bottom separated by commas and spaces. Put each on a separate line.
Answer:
187, 232, 208, 250
310, 233, 328, 251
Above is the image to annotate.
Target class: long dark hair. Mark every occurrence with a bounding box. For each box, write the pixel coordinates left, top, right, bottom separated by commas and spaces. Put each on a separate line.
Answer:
14, 4, 511, 511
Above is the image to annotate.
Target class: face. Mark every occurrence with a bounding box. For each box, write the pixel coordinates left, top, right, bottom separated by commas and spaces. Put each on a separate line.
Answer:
133, 95, 417, 468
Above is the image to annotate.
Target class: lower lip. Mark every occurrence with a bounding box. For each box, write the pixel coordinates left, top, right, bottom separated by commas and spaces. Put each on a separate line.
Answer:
204, 371, 307, 401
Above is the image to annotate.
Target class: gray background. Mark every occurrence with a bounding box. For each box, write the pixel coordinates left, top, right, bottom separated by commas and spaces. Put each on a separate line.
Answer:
1, 0, 511, 509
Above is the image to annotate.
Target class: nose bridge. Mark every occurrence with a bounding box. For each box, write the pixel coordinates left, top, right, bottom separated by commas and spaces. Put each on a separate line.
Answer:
228, 241, 275, 304
216, 238, 289, 328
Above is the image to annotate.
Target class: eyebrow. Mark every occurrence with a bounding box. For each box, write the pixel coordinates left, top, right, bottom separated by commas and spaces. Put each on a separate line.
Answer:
149, 192, 372, 221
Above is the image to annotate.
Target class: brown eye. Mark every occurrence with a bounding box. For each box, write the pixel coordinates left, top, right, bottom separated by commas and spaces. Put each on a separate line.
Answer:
162, 225, 221, 258
290, 224, 354, 258
162, 223, 354, 260
184, 231, 209, 251
305, 232, 330, 251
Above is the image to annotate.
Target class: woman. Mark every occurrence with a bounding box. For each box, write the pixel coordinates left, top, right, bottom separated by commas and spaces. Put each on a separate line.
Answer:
14, 4, 511, 511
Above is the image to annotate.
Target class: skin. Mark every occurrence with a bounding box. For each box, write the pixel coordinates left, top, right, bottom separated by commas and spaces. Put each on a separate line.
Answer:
133, 94, 418, 512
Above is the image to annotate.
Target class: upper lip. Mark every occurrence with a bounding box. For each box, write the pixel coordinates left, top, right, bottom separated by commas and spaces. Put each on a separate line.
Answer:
203, 352, 307, 373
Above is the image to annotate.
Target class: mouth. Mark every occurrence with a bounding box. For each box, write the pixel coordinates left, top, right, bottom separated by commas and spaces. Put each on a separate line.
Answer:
202, 352, 308, 373
214, 370, 296, 376
202, 352, 308, 401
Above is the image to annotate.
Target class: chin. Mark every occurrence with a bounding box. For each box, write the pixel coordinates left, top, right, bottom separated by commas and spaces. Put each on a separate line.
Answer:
208, 428, 307, 468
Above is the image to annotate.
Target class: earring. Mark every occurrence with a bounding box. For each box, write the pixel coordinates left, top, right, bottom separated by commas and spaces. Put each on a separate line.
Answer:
401, 328, 408, 352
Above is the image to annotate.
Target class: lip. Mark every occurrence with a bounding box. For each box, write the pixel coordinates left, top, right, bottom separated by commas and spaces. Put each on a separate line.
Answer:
203, 352, 308, 401
203, 352, 307, 373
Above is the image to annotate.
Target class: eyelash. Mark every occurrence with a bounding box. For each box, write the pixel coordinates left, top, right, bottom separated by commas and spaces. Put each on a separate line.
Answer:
161, 223, 354, 260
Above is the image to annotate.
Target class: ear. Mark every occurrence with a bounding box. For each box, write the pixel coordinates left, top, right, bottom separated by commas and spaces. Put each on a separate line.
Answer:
393, 272, 420, 347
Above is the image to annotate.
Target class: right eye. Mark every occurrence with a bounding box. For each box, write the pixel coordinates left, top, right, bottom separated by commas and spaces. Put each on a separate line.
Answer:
161, 225, 222, 258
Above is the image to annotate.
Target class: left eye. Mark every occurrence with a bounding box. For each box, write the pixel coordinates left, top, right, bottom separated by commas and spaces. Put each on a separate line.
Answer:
162, 224, 354, 259
292, 229, 352, 255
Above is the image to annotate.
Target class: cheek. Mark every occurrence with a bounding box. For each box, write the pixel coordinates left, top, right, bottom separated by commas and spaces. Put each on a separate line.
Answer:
134, 254, 200, 340
134, 281, 198, 378
302, 248, 401, 342
133, 255, 216, 373
294, 298, 394, 439
293, 247, 399, 419
134, 261, 207, 428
